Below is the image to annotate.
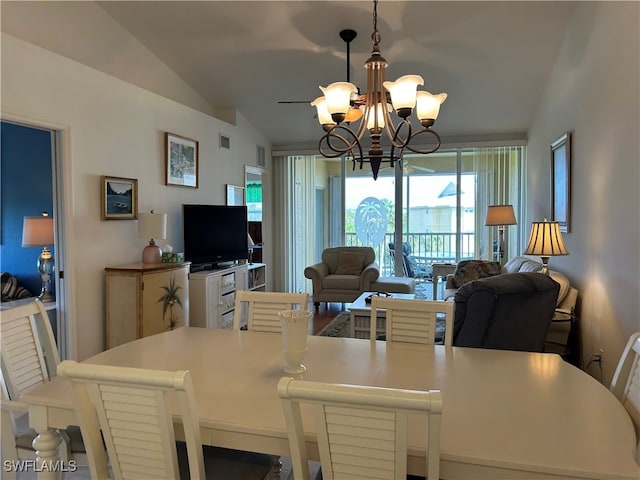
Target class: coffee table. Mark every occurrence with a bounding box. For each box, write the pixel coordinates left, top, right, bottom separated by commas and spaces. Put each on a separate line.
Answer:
432, 262, 457, 299
349, 291, 415, 339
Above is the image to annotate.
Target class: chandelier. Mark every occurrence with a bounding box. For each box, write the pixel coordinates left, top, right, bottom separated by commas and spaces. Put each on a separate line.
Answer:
311, 0, 447, 180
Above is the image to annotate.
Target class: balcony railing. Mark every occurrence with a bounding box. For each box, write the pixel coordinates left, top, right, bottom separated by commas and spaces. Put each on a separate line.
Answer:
344, 232, 475, 276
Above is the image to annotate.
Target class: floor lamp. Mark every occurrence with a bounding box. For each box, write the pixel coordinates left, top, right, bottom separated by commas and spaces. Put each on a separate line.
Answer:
485, 205, 517, 264
22, 212, 55, 301
524, 220, 569, 275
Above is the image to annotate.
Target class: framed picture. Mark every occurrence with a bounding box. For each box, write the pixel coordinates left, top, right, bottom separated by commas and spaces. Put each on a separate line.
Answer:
226, 184, 245, 206
165, 132, 199, 188
101, 176, 138, 220
551, 132, 571, 233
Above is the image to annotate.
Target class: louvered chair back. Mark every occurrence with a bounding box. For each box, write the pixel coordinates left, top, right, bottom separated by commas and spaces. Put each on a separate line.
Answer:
278, 378, 442, 480
370, 296, 455, 346
610, 331, 640, 463
58, 361, 205, 480
0, 301, 86, 474
233, 290, 309, 332
0, 300, 59, 400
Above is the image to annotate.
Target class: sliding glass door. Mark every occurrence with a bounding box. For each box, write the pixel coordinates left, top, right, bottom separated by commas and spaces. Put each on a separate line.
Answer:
276, 146, 525, 296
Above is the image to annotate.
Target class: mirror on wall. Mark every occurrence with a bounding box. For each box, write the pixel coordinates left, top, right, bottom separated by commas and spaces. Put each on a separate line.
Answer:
245, 165, 264, 263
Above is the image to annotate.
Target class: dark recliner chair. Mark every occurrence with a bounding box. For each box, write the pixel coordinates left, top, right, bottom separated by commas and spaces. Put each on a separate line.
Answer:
452, 272, 560, 352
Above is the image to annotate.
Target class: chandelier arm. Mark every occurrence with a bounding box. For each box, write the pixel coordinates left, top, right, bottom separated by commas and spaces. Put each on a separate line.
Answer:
405, 128, 443, 155
386, 117, 413, 150
318, 126, 364, 161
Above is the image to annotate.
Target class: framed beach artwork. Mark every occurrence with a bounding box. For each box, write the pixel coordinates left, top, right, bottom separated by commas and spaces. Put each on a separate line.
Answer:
551, 132, 571, 233
165, 132, 199, 188
101, 176, 138, 220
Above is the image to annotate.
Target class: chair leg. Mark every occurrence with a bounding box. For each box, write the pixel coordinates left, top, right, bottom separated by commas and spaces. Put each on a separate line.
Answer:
314, 302, 320, 312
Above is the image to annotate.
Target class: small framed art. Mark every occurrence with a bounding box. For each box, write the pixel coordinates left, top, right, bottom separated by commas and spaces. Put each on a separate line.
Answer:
165, 132, 199, 188
226, 184, 245, 206
101, 176, 138, 220
551, 132, 571, 233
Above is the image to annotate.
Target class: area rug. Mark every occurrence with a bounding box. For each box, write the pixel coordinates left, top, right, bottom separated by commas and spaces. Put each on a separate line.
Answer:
317, 312, 351, 337
316, 310, 446, 342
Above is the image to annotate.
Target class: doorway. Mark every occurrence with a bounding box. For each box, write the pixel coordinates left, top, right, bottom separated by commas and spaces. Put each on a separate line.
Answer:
0, 120, 68, 358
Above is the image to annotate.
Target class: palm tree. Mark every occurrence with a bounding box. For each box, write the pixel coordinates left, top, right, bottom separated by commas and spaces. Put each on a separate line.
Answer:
157, 275, 183, 330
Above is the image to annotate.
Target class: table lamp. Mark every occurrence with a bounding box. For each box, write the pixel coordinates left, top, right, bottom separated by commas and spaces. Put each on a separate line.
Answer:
524, 219, 569, 275
138, 210, 167, 264
485, 205, 517, 263
22, 212, 55, 301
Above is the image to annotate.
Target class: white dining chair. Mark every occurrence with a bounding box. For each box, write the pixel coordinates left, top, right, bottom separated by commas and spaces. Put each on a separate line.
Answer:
370, 296, 455, 346
233, 290, 309, 332
278, 377, 442, 480
610, 331, 640, 463
57, 360, 275, 479
0, 300, 86, 478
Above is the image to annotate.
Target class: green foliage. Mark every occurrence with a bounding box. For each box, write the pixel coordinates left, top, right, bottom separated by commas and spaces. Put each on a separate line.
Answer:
157, 275, 183, 330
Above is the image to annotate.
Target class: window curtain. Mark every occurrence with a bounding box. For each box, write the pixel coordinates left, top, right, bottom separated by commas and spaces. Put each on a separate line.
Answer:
472, 146, 525, 262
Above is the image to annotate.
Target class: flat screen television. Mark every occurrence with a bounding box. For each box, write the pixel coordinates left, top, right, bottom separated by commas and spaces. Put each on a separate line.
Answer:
183, 204, 248, 268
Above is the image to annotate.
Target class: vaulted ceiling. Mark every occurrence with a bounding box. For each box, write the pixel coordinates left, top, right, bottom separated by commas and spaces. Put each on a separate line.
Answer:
1, 1, 578, 151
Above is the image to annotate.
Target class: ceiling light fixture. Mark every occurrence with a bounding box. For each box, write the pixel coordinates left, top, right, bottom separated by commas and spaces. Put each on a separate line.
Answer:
311, 0, 447, 180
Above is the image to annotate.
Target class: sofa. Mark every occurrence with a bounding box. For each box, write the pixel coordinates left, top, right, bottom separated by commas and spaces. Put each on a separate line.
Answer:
304, 247, 380, 311
452, 272, 560, 352
444, 256, 579, 355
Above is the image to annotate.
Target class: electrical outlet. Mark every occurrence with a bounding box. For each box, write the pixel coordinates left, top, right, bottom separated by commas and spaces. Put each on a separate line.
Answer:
586, 351, 602, 369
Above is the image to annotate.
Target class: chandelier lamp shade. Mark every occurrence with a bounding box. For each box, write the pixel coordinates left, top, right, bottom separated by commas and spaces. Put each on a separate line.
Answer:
311, 0, 447, 180
22, 212, 55, 301
138, 210, 167, 264
524, 220, 569, 275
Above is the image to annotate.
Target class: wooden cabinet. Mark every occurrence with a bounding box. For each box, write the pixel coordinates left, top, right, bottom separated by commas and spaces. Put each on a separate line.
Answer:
105, 262, 190, 348
189, 264, 248, 329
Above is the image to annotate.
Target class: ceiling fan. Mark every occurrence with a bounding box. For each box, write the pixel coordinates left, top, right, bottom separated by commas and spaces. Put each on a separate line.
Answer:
381, 160, 435, 175
278, 29, 361, 111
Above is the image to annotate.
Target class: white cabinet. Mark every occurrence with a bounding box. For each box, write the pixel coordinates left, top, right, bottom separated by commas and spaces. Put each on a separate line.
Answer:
247, 263, 266, 291
189, 264, 248, 329
105, 262, 190, 348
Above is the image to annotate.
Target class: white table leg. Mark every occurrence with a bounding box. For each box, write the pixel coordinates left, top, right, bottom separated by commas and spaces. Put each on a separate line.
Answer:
29, 404, 63, 480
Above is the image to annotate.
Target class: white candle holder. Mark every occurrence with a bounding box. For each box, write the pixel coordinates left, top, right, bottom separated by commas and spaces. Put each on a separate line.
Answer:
278, 310, 312, 374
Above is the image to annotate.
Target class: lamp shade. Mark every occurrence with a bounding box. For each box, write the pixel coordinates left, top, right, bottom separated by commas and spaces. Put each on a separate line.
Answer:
485, 205, 517, 226
22, 216, 54, 247
524, 221, 569, 256
138, 212, 167, 240
319, 82, 357, 115
415, 91, 447, 121
383, 74, 424, 111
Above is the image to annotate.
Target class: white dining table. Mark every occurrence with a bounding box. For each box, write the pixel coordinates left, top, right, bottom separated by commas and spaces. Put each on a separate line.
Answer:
22, 327, 639, 479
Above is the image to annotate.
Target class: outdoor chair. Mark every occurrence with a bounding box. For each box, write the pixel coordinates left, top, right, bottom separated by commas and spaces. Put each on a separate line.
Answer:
389, 242, 432, 282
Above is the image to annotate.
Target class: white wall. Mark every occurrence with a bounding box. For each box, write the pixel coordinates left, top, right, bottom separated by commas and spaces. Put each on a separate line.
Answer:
1, 33, 271, 360
527, 3, 639, 384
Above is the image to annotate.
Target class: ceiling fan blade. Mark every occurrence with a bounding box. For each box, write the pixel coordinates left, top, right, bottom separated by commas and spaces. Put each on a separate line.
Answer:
278, 100, 312, 104
411, 165, 435, 173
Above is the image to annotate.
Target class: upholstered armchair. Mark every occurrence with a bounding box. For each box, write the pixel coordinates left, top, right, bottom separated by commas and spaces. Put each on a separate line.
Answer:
304, 246, 380, 311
